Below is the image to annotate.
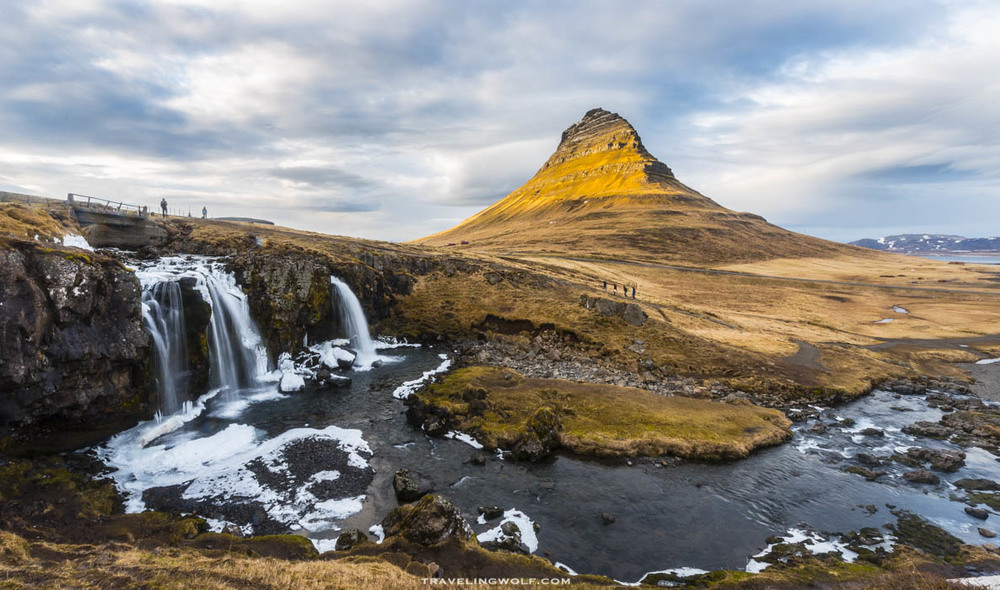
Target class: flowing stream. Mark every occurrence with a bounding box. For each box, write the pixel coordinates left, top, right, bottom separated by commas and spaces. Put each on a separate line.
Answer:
101, 258, 1000, 582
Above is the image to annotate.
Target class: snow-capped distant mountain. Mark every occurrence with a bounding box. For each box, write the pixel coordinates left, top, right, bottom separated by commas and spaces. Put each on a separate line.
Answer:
851, 234, 1000, 253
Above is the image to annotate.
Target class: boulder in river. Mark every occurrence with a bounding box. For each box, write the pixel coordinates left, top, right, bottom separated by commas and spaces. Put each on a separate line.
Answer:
904, 470, 940, 484
956, 478, 1000, 491
980, 528, 997, 538
966, 507, 990, 520
905, 448, 966, 473
334, 529, 370, 551
381, 494, 473, 546
478, 506, 504, 521
393, 469, 435, 503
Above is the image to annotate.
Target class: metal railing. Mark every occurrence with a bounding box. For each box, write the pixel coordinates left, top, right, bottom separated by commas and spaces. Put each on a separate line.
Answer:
67, 193, 146, 216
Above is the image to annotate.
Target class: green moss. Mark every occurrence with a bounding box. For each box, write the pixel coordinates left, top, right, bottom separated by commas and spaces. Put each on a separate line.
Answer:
889, 512, 963, 559
967, 492, 1000, 511
414, 366, 791, 461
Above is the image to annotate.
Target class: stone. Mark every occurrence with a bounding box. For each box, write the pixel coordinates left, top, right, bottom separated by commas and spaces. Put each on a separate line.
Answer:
478, 506, 504, 521
979, 528, 997, 539
393, 469, 435, 503
855, 453, 880, 467
955, 478, 1000, 491
510, 407, 561, 462
966, 507, 990, 520
0, 243, 152, 448
859, 428, 885, 437
906, 448, 966, 473
601, 512, 616, 525
904, 470, 940, 484
381, 495, 473, 546
335, 529, 370, 551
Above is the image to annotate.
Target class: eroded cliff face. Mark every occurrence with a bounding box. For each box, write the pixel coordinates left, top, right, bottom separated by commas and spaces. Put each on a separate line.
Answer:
0, 240, 151, 449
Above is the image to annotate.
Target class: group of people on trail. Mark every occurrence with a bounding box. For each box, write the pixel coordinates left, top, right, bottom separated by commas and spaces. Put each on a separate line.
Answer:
602, 280, 637, 299
155, 198, 207, 219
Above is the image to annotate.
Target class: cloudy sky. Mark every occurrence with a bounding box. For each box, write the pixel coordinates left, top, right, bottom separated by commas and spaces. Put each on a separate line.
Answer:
2, 0, 999, 242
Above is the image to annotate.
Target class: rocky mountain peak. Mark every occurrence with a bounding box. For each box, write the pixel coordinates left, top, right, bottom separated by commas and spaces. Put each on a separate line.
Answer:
538, 108, 674, 185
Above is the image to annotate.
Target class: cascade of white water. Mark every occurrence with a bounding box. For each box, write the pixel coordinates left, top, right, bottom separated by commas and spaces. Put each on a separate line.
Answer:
137, 256, 269, 409
330, 276, 377, 366
141, 281, 188, 414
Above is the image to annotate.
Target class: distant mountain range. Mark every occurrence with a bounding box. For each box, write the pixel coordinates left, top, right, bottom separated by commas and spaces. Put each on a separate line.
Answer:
850, 234, 1000, 253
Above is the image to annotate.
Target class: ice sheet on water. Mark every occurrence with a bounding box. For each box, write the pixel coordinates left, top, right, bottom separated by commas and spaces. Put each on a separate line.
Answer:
99, 420, 374, 533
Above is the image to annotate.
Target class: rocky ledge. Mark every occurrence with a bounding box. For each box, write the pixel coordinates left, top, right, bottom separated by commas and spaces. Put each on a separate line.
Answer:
0, 239, 151, 450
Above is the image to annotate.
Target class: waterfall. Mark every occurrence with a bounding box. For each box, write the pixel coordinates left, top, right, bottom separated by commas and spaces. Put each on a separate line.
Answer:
142, 281, 188, 414
330, 276, 377, 367
137, 256, 269, 411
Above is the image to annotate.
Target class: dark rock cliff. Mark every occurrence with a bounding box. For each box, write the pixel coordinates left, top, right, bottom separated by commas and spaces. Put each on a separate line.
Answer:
0, 240, 152, 450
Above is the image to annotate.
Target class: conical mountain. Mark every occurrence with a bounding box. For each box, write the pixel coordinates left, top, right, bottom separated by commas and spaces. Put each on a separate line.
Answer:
420, 108, 863, 265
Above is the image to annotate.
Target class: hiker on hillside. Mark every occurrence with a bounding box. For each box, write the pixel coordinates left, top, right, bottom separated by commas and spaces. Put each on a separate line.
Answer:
160, 198, 168, 216
202, 206, 208, 219
602, 280, 607, 290
632, 286, 636, 298
613, 284, 617, 295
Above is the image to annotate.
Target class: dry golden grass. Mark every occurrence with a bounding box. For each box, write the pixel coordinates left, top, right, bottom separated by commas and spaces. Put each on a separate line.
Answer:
0, 532, 598, 589
417, 366, 792, 460
0, 202, 78, 241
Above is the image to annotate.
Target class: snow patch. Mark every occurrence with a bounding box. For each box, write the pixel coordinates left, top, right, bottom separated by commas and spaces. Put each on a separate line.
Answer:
477, 508, 538, 553
976, 358, 1000, 365
62, 234, 94, 251
444, 430, 483, 449
392, 354, 452, 399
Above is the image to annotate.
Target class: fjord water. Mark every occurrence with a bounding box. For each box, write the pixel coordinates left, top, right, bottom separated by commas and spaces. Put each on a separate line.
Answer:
115, 259, 999, 581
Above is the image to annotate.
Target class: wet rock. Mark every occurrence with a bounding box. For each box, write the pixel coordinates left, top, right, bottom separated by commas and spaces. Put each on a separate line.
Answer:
0, 243, 152, 447
481, 521, 529, 554
601, 512, 616, 525
510, 407, 561, 462
855, 453, 881, 467
902, 422, 953, 440
335, 529, 370, 551
956, 478, 1000, 491
986, 544, 1000, 554
468, 452, 489, 466
809, 422, 828, 434
839, 418, 856, 428
478, 506, 504, 521
980, 528, 997, 538
393, 469, 435, 503
381, 494, 473, 546
906, 448, 965, 473
336, 351, 357, 370
966, 507, 990, 520
846, 466, 886, 481
904, 470, 940, 484
859, 428, 885, 437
